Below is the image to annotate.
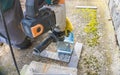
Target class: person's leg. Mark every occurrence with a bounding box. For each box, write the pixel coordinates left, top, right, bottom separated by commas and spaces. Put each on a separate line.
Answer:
0, 0, 31, 49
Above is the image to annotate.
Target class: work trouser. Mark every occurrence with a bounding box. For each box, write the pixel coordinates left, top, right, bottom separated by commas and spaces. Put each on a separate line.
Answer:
0, 0, 26, 46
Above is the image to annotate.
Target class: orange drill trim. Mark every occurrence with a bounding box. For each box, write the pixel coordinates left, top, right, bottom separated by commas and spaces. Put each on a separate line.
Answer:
59, 0, 65, 4
31, 24, 44, 38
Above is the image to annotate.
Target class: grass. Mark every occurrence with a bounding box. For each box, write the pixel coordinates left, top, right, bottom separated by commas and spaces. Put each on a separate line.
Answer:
76, 8, 100, 47
76, 8, 101, 75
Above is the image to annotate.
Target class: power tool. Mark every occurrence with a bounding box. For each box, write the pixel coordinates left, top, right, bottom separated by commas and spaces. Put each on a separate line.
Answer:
21, 0, 67, 54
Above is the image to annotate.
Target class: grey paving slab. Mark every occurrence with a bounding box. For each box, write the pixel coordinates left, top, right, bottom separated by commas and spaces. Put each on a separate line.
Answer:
40, 50, 71, 63
68, 42, 83, 68
39, 42, 83, 64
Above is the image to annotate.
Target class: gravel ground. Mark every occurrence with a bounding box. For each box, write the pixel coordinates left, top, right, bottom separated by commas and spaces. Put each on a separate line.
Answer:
0, 0, 120, 75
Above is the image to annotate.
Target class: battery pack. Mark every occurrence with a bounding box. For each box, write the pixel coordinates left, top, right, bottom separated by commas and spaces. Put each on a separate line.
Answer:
45, 0, 65, 5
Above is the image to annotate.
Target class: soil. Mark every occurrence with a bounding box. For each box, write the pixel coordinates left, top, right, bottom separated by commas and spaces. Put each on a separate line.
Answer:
0, 0, 120, 75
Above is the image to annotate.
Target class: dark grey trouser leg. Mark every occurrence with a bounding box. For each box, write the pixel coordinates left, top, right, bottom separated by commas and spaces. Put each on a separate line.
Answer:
0, 0, 26, 46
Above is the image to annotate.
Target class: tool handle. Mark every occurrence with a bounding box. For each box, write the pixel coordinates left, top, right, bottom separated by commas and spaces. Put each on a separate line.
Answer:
34, 36, 53, 53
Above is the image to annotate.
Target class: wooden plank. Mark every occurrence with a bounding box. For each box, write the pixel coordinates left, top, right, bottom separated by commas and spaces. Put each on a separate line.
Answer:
76, 6, 97, 9
20, 65, 29, 75
21, 61, 77, 75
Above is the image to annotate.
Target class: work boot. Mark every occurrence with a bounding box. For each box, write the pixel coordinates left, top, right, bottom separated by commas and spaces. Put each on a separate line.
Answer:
0, 43, 3, 46
15, 37, 32, 49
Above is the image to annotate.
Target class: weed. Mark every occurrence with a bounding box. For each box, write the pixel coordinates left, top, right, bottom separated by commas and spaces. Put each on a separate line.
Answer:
81, 54, 101, 75
77, 8, 99, 46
